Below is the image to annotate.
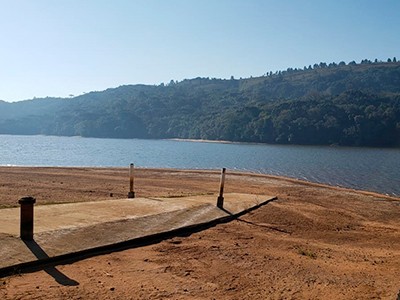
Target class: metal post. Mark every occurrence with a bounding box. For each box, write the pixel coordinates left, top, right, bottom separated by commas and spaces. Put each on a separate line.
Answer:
18, 196, 36, 240
217, 168, 226, 208
128, 163, 135, 198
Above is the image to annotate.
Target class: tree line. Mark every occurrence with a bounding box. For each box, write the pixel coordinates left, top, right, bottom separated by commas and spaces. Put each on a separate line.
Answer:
0, 60, 399, 147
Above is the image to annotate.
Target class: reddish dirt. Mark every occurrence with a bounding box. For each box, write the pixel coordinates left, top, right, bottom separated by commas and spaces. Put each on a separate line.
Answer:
1, 167, 400, 299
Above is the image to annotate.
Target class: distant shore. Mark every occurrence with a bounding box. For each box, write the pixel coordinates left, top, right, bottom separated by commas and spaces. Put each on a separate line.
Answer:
167, 138, 235, 144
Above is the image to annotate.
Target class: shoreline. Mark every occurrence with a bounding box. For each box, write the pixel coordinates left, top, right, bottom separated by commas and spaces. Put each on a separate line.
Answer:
0, 166, 398, 204
167, 138, 236, 144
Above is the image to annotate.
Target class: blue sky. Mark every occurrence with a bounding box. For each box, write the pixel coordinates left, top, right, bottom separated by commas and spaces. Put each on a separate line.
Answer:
0, 0, 399, 102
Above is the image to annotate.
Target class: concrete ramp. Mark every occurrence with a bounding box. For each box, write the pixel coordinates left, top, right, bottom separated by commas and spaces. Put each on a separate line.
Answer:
0, 193, 276, 275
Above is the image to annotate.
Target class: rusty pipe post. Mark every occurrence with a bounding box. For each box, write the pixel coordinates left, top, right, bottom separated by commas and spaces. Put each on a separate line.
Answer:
217, 168, 226, 208
18, 196, 36, 240
128, 163, 135, 198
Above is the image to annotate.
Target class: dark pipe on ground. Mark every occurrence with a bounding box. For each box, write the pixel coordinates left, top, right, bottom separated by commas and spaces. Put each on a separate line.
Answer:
19, 196, 36, 240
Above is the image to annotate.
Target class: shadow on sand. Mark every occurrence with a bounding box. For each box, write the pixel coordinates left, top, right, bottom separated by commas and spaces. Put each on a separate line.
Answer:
23, 240, 79, 286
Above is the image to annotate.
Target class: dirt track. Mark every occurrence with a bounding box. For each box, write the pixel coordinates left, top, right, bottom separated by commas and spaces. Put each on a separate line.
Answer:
1, 167, 399, 299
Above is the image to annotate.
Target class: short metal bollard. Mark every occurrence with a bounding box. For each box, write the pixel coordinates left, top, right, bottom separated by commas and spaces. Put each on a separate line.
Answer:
217, 168, 226, 208
128, 163, 135, 198
18, 196, 36, 240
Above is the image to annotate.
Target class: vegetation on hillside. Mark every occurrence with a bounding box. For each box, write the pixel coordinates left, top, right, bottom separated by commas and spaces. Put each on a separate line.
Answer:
0, 59, 399, 147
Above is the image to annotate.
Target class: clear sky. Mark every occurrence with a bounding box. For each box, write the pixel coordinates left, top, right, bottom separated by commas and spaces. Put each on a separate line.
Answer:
0, 0, 399, 102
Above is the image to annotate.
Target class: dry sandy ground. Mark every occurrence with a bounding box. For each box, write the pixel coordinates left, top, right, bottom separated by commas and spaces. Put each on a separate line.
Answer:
0, 167, 399, 299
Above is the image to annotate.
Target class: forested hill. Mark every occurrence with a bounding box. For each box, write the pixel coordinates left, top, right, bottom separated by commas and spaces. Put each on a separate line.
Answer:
1, 60, 400, 147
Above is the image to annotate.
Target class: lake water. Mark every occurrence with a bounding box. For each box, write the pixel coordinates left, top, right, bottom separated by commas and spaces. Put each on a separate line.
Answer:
1, 134, 399, 196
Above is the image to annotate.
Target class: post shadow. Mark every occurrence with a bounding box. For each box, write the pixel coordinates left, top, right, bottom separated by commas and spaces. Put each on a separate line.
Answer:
217, 197, 278, 219
22, 240, 79, 286
236, 218, 291, 234
219, 207, 233, 215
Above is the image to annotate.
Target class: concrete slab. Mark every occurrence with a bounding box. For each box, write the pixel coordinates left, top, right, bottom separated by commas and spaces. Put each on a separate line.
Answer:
0, 193, 276, 275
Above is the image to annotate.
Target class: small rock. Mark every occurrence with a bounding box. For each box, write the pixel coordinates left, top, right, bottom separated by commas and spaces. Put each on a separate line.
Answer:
110, 287, 115, 291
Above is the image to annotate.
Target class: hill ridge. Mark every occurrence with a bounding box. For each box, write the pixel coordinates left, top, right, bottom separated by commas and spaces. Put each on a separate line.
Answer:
0, 61, 399, 147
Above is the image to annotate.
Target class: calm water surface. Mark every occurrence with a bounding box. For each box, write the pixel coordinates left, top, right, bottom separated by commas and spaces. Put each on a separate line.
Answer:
1, 135, 399, 196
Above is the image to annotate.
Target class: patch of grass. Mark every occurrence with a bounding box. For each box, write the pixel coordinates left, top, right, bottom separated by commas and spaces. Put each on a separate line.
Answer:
297, 247, 317, 259
0, 204, 18, 209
